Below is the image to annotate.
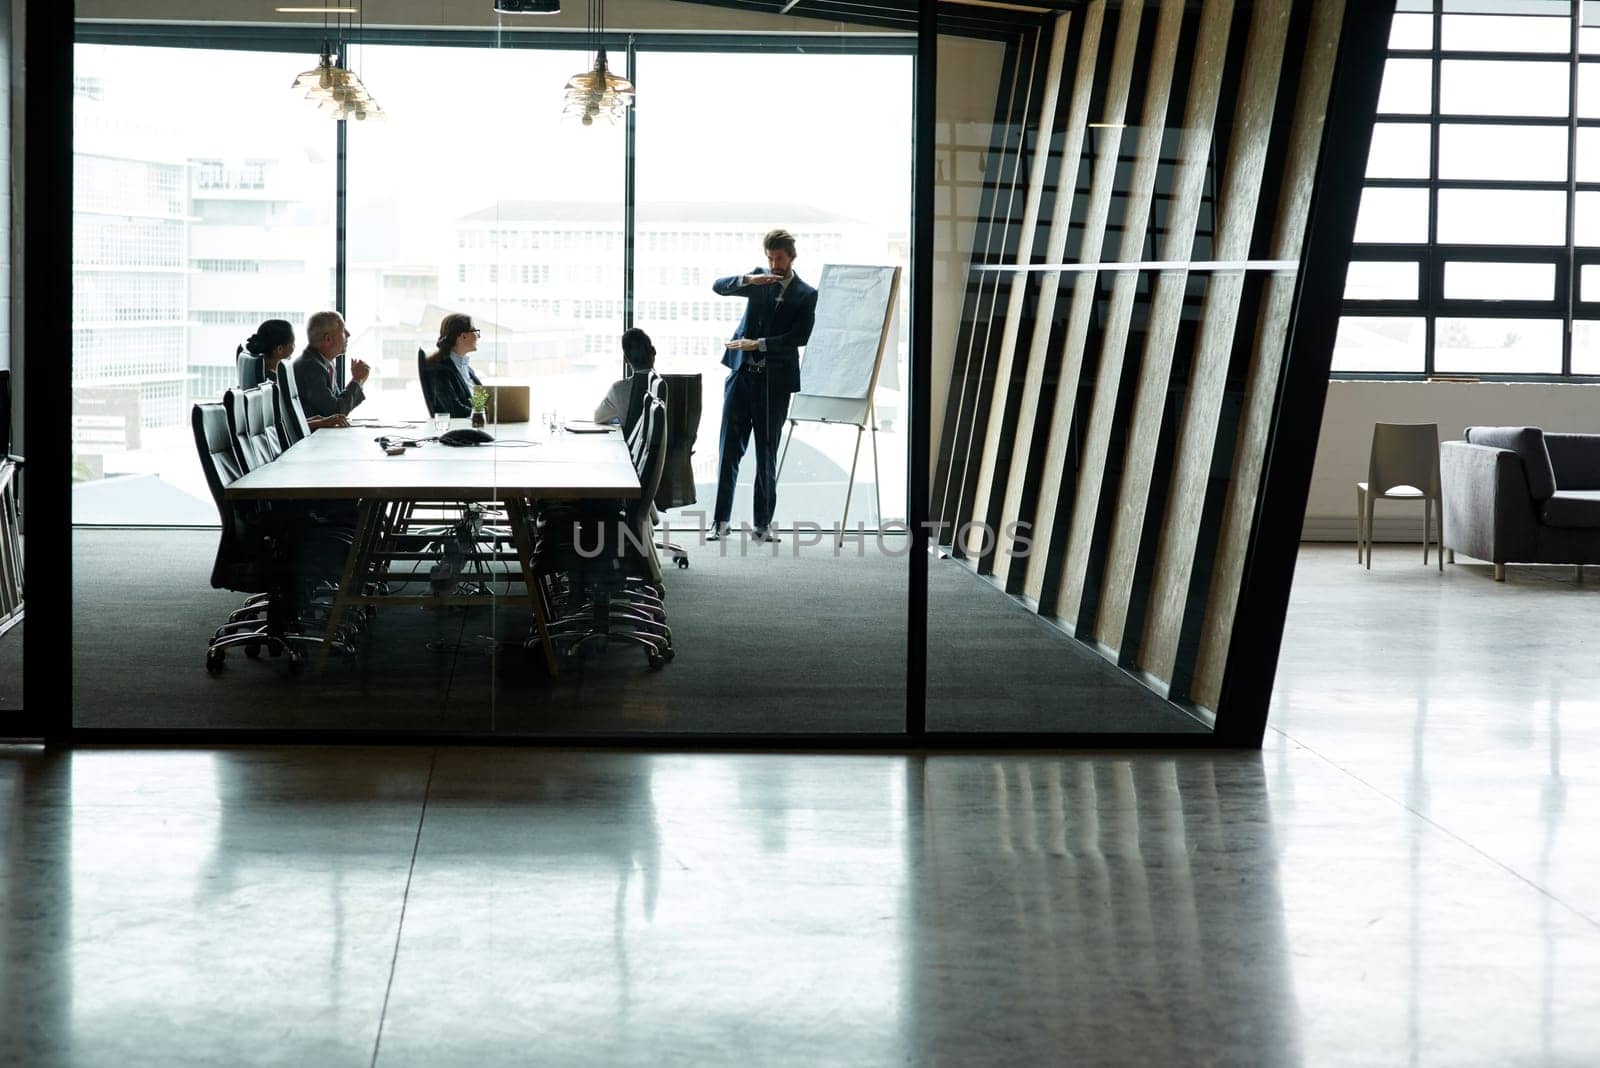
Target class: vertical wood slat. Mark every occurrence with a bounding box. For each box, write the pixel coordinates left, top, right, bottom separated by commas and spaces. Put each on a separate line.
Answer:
1024, 0, 1190, 607
1190, 0, 1345, 711
1136, 0, 1294, 686
963, 13, 1075, 562
1052, 0, 1229, 627
932, 34, 1039, 538
1008, 0, 1111, 599
939, 30, 1053, 551
1011, 0, 1164, 604
992, 0, 1120, 585
1086, 0, 1236, 652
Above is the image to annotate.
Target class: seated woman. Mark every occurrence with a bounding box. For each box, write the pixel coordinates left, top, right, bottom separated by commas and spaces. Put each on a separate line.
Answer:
594, 327, 655, 426
420, 313, 483, 418
246, 319, 347, 430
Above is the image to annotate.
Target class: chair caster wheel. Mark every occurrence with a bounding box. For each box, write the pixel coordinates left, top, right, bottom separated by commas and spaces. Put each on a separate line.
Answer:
647, 652, 665, 670
661, 647, 675, 662
286, 652, 305, 677
206, 649, 226, 674
676, 557, 689, 569
245, 642, 261, 659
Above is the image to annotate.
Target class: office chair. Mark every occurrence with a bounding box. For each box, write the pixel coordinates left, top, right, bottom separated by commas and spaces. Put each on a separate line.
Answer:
621, 368, 663, 436
193, 402, 354, 675
656, 373, 701, 570
532, 393, 673, 669
417, 347, 446, 419
275, 361, 311, 447
617, 369, 691, 569
237, 346, 265, 391
224, 384, 283, 472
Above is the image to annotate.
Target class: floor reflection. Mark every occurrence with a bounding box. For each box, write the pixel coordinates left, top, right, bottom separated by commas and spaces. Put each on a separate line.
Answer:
5, 743, 1600, 1063
905, 755, 1300, 1062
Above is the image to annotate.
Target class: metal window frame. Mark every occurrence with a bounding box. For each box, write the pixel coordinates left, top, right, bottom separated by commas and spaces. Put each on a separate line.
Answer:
1342, 5, 1600, 381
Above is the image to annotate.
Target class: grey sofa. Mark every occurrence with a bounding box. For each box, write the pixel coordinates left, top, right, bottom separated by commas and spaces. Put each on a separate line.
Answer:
1440, 427, 1600, 580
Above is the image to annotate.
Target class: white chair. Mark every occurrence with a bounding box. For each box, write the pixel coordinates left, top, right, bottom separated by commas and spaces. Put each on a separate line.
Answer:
1357, 422, 1441, 571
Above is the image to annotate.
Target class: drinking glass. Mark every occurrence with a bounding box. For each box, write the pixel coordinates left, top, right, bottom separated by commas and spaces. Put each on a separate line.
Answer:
432, 410, 451, 433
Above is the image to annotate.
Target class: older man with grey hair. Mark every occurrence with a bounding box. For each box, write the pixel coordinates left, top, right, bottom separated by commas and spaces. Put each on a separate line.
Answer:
292, 310, 369, 419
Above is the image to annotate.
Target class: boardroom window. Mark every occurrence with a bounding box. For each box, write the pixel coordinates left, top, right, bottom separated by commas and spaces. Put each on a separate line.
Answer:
71, 44, 336, 524
1337, 4, 1597, 379
345, 44, 623, 417
632, 50, 913, 529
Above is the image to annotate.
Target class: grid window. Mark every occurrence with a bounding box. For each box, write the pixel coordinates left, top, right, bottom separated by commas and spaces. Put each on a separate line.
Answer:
1435, 318, 1563, 374
1343, 8, 1600, 378
1437, 189, 1566, 245
1441, 60, 1568, 117
1366, 123, 1432, 179
1344, 261, 1419, 302
1437, 125, 1567, 182
1442, 262, 1556, 302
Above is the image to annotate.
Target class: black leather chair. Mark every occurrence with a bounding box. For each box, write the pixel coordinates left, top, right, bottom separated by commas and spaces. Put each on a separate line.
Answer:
621, 369, 664, 439
417, 348, 443, 419
275, 361, 311, 448
192, 402, 351, 675
655, 373, 701, 570
224, 384, 282, 472
533, 394, 673, 669
237, 346, 265, 390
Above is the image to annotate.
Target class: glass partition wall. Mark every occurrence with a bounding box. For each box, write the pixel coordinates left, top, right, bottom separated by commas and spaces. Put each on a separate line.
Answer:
63, 2, 1384, 743
69, 17, 913, 736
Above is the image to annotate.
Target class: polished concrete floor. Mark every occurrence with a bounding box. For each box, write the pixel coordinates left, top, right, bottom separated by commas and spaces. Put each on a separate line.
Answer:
4, 545, 1600, 1064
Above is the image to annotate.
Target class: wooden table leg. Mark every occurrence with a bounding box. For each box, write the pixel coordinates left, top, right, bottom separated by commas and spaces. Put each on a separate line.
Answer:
319, 498, 377, 669
507, 498, 559, 676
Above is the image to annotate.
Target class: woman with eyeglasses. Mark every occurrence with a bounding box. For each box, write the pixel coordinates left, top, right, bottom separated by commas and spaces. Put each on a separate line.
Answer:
420, 312, 484, 418
245, 319, 348, 430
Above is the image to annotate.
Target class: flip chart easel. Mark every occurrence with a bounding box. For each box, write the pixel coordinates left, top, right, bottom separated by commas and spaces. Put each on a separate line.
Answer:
775, 264, 901, 546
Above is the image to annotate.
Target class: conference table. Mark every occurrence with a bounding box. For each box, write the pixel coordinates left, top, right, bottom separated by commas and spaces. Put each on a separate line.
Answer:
226, 419, 640, 674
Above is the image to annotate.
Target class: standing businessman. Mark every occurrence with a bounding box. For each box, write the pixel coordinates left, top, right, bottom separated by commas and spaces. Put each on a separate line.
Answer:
710, 228, 818, 543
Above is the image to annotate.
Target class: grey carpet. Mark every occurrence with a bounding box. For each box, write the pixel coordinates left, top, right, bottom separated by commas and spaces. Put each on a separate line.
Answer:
70, 529, 1200, 734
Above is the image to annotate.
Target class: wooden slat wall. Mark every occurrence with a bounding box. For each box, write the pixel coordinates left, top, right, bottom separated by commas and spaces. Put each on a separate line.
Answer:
1087, 0, 1234, 653
1189, 0, 1345, 710
1044, 0, 1192, 624
1136, 0, 1293, 682
962, 13, 1073, 563
934, 0, 1353, 720
996, 0, 1110, 588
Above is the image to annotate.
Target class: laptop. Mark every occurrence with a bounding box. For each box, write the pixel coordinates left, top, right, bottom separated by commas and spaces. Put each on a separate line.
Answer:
481, 383, 531, 424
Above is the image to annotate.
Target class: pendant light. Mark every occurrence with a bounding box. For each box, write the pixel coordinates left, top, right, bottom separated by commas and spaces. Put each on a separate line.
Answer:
562, 0, 633, 125
290, 0, 385, 122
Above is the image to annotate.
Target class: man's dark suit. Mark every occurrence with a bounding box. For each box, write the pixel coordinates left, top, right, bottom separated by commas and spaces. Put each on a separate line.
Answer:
292, 349, 365, 419
419, 349, 482, 418
711, 269, 818, 531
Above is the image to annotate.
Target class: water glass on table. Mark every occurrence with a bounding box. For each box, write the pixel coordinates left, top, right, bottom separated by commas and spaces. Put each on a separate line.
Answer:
432, 409, 452, 434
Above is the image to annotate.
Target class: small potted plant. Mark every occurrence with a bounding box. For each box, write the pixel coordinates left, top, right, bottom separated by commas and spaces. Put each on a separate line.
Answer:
470, 386, 489, 429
